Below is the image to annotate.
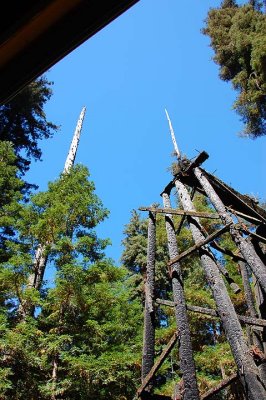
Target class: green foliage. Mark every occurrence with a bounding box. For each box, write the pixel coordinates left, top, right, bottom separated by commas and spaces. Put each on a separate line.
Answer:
0, 142, 25, 266
203, 1, 266, 137
0, 151, 143, 399
19, 165, 109, 267
0, 76, 58, 175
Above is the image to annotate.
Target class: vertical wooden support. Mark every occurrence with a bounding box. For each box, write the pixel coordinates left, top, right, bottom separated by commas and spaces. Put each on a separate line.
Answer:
239, 261, 258, 321
142, 211, 156, 387
162, 192, 200, 400
239, 261, 266, 384
254, 277, 266, 383
174, 178, 266, 400
193, 167, 266, 294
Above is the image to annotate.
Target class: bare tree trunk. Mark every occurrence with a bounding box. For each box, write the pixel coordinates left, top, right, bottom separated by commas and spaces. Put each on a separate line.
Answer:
51, 353, 59, 400
63, 106, 86, 173
162, 192, 199, 400
193, 167, 266, 294
142, 212, 156, 389
174, 178, 266, 400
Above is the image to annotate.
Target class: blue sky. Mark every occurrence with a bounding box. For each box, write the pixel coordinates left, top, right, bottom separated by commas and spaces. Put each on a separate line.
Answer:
26, 0, 266, 266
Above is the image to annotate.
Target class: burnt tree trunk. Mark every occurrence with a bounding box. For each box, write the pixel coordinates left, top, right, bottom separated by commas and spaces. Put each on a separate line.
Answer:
193, 167, 266, 294
162, 192, 199, 400
174, 178, 266, 400
29, 243, 48, 290
142, 212, 156, 387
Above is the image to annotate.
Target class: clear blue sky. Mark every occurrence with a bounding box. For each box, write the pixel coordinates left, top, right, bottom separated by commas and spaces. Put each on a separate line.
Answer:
26, 0, 266, 266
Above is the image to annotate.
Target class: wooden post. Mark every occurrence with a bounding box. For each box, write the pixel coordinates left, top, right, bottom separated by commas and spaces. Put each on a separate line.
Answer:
239, 261, 266, 384
162, 192, 200, 400
142, 211, 156, 389
193, 167, 266, 294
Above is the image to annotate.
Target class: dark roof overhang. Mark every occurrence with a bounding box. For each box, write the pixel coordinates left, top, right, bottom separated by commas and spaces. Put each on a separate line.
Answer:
0, 0, 139, 104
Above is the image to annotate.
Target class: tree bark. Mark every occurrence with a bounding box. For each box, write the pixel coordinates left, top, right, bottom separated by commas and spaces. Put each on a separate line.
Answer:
162, 192, 200, 400
142, 212, 156, 386
174, 178, 266, 400
51, 353, 59, 400
63, 106, 86, 173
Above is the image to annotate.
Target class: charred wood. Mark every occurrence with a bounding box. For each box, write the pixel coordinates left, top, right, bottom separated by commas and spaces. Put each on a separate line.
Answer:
162, 192, 199, 400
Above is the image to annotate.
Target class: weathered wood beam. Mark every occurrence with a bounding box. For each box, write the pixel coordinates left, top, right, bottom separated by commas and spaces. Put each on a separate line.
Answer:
239, 226, 266, 245
184, 151, 209, 174
155, 299, 266, 328
239, 261, 266, 385
200, 373, 238, 400
160, 152, 209, 196
139, 206, 220, 220
168, 223, 232, 266
137, 332, 179, 397
226, 207, 263, 225
210, 240, 245, 262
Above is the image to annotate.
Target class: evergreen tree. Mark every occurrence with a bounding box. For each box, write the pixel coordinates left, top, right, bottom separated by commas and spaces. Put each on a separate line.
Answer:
0, 76, 58, 176
0, 142, 24, 263
0, 161, 142, 399
202, 0, 266, 137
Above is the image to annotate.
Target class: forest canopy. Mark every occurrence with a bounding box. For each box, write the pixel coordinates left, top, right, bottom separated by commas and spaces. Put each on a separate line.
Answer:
203, 0, 266, 138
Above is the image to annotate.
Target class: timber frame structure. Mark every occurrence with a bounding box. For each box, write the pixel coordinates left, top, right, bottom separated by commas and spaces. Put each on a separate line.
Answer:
136, 120, 266, 399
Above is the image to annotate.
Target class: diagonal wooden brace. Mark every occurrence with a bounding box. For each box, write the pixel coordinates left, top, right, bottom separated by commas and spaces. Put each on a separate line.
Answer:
168, 223, 232, 266
200, 373, 238, 400
137, 331, 179, 397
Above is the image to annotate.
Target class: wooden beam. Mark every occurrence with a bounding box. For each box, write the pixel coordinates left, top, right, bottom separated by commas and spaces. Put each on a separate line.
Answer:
140, 394, 172, 400
210, 241, 245, 262
239, 226, 266, 244
184, 151, 209, 174
168, 223, 232, 266
139, 206, 220, 220
155, 299, 266, 328
200, 373, 238, 400
226, 207, 263, 225
137, 331, 179, 397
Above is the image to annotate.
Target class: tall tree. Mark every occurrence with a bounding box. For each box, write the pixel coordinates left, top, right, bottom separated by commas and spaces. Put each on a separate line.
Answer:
0, 76, 58, 176
202, 0, 266, 138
